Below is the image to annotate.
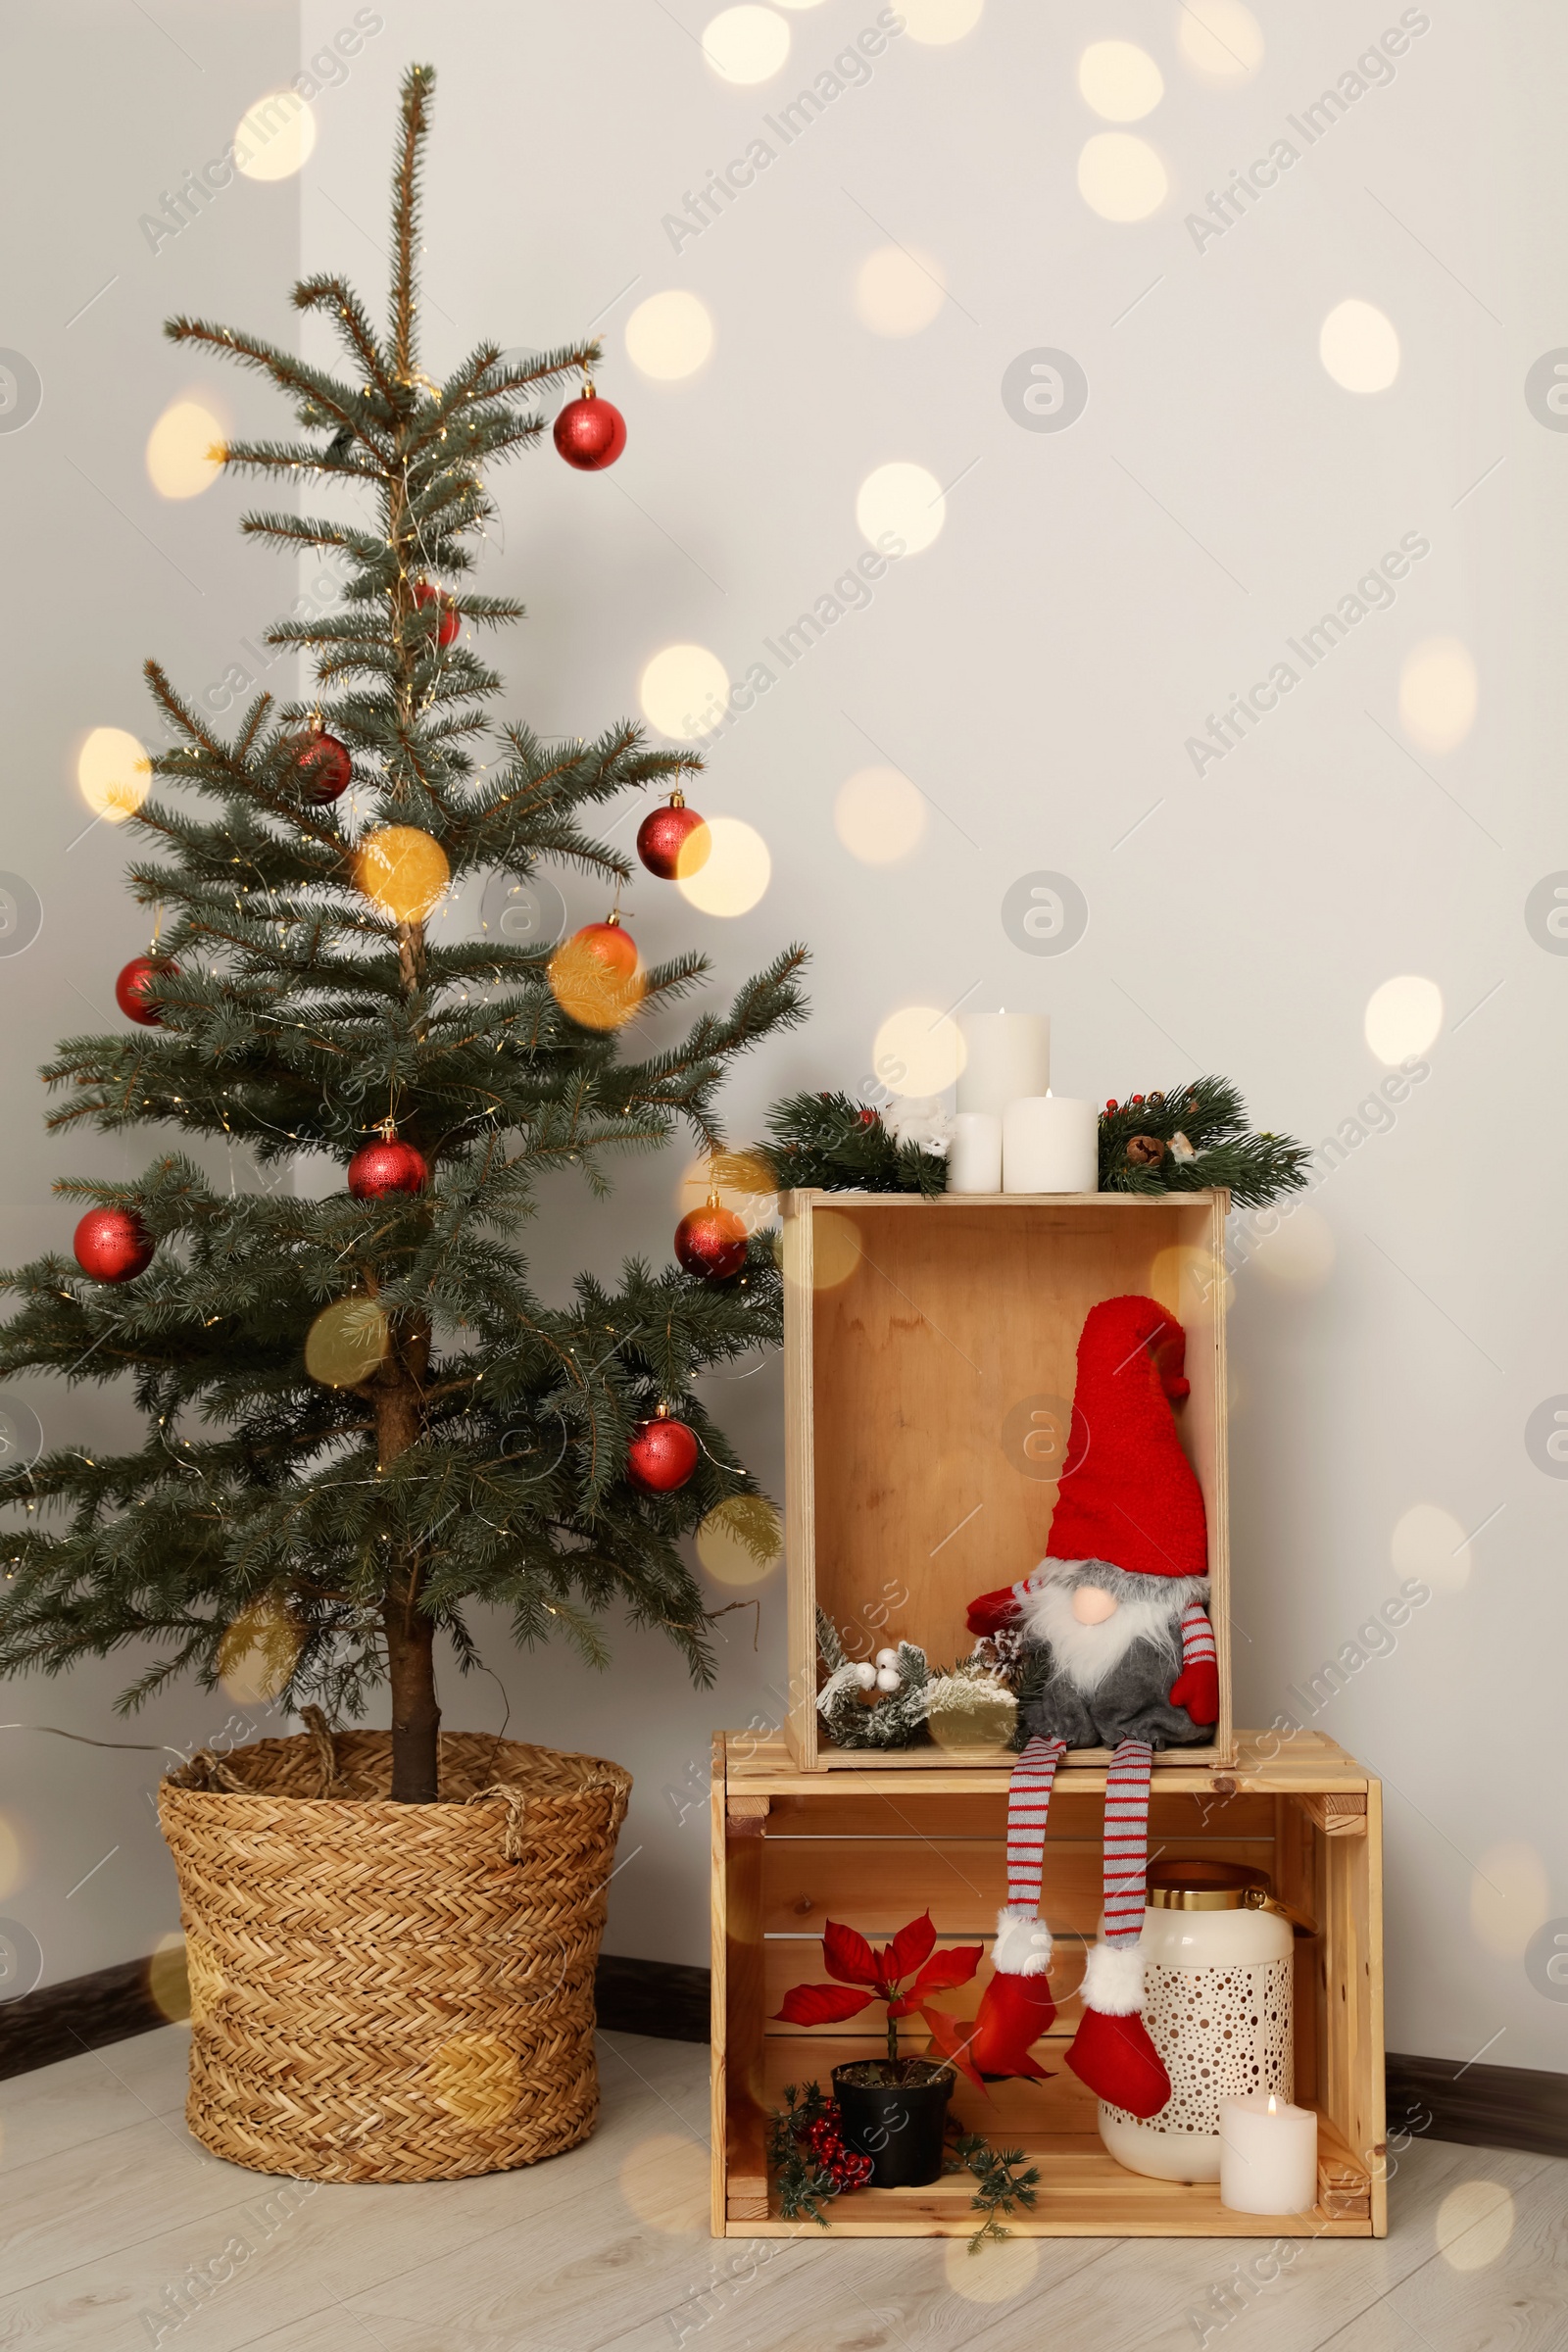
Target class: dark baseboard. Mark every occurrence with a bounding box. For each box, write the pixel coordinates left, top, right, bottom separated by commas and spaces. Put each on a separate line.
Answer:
1387, 2049, 1568, 2162
596, 1952, 710, 2044
5, 1960, 1560, 2156
0, 1946, 711, 2083
0, 1955, 164, 2082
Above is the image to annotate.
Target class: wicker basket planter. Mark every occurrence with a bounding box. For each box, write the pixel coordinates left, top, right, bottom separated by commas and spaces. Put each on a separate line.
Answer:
160, 1713, 631, 2183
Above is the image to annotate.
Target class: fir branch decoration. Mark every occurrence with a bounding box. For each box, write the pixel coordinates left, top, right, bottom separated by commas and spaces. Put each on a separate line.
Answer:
1098, 1077, 1309, 1208
756, 1091, 948, 1197
946, 2130, 1042, 2250
0, 66, 808, 1804
814, 1607, 1017, 1751
765, 2082, 865, 2225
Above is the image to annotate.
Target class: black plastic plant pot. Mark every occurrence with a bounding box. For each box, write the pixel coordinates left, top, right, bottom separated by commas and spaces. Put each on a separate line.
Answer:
831, 2059, 955, 2188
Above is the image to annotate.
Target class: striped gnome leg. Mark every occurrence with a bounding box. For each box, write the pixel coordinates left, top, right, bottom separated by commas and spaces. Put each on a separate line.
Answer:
1065, 1738, 1172, 2120
966, 1736, 1062, 2081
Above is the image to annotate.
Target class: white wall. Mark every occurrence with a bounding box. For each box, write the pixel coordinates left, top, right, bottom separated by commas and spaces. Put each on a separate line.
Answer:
5, 0, 1564, 2077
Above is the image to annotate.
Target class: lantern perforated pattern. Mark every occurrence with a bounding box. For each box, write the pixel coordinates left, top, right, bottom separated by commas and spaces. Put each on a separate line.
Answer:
1103, 1956, 1293, 2136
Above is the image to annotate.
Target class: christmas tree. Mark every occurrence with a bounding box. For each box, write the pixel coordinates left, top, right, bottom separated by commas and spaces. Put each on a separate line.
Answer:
0, 65, 805, 1802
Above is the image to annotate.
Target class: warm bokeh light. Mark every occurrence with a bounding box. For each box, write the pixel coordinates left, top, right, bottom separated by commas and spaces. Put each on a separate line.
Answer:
77, 727, 151, 823
431, 2033, 520, 2128
805, 1207, 863, 1291
1392, 1501, 1472, 1592
927, 1685, 1016, 1748
701, 6, 790, 83
855, 245, 947, 337
1175, 0, 1264, 83
872, 1006, 965, 1098
1151, 1242, 1234, 1318
697, 1494, 784, 1585
234, 88, 317, 180
1399, 637, 1478, 753
547, 935, 647, 1030
305, 1297, 391, 1388
944, 2230, 1039, 2298
183, 1930, 221, 2029
835, 766, 927, 864
1363, 974, 1442, 1064
1077, 132, 1168, 221
676, 816, 770, 916
855, 461, 945, 555
618, 2131, 710, 2231
1470, 1840, 1549, 1957
1078, 40, 1164, 121
1248, 1204, 1335, 1292
676, 1150, 776, 1217
639, 644, 731, 740
148, 1934, 192, 2022
1436, 2180, 1516, 2271
904, 0, 984, 42
145, 400, 224, 499
218, 1601, 302, 1704
0, 1815, 21, 1902
625, 290, 714, 381
354, 826, 451, 923
1319, 299, 1399, 393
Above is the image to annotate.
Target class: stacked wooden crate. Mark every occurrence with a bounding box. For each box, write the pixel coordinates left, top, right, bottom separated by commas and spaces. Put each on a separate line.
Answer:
710, 1189, 1386, 2238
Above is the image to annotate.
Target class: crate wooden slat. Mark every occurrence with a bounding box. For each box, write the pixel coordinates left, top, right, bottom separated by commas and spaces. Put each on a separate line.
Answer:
780, 1189, 1233, 1770
712, 1731, 1386, 2239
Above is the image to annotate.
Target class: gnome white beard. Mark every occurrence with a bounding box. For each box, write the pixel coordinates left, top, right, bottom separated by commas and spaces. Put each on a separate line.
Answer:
1015, 1561, 1208, 1695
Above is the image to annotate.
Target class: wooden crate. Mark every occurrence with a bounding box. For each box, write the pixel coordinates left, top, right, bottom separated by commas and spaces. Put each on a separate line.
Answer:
710, 1731, 1386, 2238
781, 1189, 1233, 1769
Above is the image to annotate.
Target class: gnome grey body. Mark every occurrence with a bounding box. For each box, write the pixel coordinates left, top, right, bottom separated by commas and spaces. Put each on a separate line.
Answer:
1015, 1558, 1213, 1751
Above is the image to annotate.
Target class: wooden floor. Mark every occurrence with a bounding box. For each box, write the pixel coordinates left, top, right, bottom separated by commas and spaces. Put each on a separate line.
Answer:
1, 2027, 1563, 2352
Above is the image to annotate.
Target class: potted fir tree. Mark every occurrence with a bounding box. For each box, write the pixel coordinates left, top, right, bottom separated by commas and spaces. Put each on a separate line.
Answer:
0, 65, 804, 2183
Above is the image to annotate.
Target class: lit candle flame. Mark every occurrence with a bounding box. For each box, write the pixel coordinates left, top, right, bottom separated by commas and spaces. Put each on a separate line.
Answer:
1267, 2094, 1278, 2114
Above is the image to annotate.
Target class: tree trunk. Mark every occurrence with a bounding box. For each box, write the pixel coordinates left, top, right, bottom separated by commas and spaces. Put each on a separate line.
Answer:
383, 1592, 440, 1802
374, 1333, 438, 1801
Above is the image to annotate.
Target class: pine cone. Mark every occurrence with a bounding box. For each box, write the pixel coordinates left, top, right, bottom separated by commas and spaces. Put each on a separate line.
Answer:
1125, 1135, 1167, 1167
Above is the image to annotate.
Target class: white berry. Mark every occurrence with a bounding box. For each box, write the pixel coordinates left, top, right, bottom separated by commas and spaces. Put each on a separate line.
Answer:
853, 1661, 877, 1690
875, 1666, 902, 1693
874, 1646, 900, 1668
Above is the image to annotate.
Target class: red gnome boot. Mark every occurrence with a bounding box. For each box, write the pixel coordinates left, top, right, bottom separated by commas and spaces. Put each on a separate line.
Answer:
1065, 1941, 1171, 2120
968, 1911, 1056, 2082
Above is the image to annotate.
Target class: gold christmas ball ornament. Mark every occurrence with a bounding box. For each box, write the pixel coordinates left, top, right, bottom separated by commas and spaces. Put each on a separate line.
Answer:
353, 825, 451, 922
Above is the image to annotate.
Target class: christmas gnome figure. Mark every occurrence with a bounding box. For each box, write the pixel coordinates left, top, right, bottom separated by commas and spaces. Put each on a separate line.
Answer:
964, 1294, 1219, 2119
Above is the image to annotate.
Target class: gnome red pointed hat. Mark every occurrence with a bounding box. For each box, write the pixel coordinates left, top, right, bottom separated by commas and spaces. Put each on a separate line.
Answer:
1046, 1294, 1207, 1580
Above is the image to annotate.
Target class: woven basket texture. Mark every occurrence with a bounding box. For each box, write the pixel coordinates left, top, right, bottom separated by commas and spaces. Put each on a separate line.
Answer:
159, 1720, 632, 2182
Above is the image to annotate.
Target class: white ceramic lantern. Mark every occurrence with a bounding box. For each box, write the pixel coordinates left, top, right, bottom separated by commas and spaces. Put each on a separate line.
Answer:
1099, 1860, 1308, 2182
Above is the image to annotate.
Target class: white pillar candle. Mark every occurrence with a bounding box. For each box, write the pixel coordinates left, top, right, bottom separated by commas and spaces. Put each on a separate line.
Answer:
948, 1111, 1003, 1194
956, 1014, 1050, 1117
1218, 2092, 1318, 2215
1002, 1096, 1099, 1195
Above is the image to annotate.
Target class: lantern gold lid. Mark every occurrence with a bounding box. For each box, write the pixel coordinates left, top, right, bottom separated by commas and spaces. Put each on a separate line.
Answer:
1148, 1859, 1272, 1910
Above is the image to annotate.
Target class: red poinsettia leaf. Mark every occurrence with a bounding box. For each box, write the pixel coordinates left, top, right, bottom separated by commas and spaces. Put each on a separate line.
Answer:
906, 1941, 984, 2001
773, 1982, 874, 2028
919, 2002, 989, 2094
884, 1910, 938, 1984
821, 1918, 881, 1988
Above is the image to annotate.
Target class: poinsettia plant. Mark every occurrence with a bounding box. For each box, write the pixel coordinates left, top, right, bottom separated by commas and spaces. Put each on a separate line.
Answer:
773, 1911, 986, 2088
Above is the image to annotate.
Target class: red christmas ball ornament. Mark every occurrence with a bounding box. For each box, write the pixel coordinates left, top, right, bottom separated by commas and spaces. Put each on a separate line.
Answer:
413, 579, 461, 648
636, 790, 710, 881
115, 956, 177, 1027
295, 722, 353, 804
74, 1207, 154, 1283
553, 385, 627, 472
347, 1130, 429, 1200
1104, 1099, 1119, 1113
626, 1406, 699, 1494
571, 915, 638, 979
675, 1200, 749, 1282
